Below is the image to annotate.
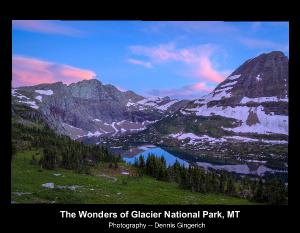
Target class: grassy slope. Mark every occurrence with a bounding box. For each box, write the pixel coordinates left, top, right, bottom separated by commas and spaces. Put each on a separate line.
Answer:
11, 150, 255, 204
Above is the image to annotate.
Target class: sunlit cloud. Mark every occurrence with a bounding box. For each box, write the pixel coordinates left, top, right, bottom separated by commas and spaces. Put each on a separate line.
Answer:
127, 58, 152, 68
194, 56, 225, 83
129, 43, 226, 83
12, 20, 82, 36
12, 55, 96, 87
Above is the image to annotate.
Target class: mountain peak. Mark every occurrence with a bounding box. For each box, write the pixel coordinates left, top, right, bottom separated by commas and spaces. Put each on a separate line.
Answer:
74, 78, 102, 86
212, 50, 289, 99
262, 51, 285, 57
244, 51, 286, 63
124, 90, 144, 102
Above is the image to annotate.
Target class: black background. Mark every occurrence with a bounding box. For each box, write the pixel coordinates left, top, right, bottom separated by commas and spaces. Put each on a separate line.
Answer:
0, 8, 298, 231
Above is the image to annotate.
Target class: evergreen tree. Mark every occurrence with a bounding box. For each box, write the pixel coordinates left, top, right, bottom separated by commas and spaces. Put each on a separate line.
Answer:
219, 172, 226, 193
264, 179, 286, 204
226, 176, 236, 195
253, 179, 265, 202
139, 156, 145, 168
114, 160, 118, 169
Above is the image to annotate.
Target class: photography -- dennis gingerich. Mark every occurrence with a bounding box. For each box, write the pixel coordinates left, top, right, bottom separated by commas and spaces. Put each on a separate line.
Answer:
108, 221, 205, 230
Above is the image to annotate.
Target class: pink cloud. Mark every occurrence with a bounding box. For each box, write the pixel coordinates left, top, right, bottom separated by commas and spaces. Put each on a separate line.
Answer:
195, 56, 225, 83
191, 82, 213, 92
12, 20, 81, 36
129, 43, 225, 83
127, 58, 152, 68
12, 55, 96, 87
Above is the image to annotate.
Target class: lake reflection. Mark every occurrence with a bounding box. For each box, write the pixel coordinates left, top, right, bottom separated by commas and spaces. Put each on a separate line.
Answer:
123, 146, 286, 176
123, 147, 189, 167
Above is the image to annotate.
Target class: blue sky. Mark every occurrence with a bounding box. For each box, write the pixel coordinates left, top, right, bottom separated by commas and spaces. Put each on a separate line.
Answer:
12, 20, 289, 99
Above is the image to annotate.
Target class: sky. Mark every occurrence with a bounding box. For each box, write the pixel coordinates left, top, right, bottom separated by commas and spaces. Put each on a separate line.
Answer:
12, 20, 289, 99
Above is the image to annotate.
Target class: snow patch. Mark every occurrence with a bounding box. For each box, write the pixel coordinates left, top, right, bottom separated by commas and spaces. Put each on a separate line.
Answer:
129, 127, 146, 132
245, 160, 267, 164
17, 100, 39, 109
12, 89, 30, 100
219, 80, 237, 88
136, 97, 177, 111
215, 86, 233, 93
126, 101, 136, 107
111, 122, 119, 133
87, 131, 102, 137
240, 96, 288, 104
35, 95, 43, 102
170, 133, 201, 140
224, 136, 258, 142
116, 120, 126, 125
156, 100, 178, 111
180, 109, 190, 115
138, 145, 156, 151
35, 89, 53, 95
224, 136, 287, 144
169, 133, 226, 144
12, 89, 18, 95
261, 139, 288, 144
142, 120, 159, 125
223, 107, 288, 135
185, 104, 288, 135
227, 74, 241, 81
256, 74, 262, 82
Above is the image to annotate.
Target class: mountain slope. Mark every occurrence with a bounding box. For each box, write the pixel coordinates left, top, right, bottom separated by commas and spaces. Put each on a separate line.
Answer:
160, 51, 288, 138
12, 79, 187, 139
183, 51, 288, 136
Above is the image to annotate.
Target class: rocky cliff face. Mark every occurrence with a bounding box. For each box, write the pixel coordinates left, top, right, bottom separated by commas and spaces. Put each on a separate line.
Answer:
12, 79, 187, 139
178, 51, 289, 136
214, 51, 288, 100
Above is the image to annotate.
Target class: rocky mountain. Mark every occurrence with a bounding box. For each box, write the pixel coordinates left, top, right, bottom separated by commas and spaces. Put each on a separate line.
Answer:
12, 79, 188, 139
137, 51, 288, 152
12, 51, 288, 153
179, 51, 288, 134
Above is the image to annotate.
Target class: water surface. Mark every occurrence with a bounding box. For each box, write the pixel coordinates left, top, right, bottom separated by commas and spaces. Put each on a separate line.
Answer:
123, 146, 287, 176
